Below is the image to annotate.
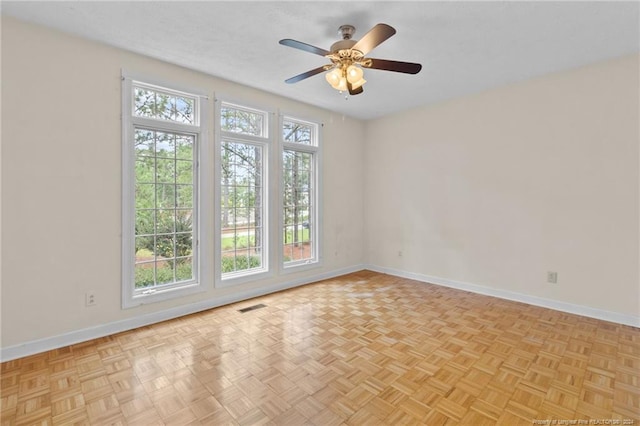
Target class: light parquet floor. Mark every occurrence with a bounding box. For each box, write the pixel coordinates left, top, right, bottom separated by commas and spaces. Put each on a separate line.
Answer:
2, 271, 639, 425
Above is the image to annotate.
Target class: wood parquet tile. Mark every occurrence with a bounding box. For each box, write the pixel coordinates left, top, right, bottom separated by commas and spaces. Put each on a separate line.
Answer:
2, 271, 639, 425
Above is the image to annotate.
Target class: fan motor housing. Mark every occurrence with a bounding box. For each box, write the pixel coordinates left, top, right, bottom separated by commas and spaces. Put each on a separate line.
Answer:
330, 39, 357, 53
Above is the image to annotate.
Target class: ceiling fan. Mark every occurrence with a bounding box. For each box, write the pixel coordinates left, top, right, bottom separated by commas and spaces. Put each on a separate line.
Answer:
279, 23, 422, 96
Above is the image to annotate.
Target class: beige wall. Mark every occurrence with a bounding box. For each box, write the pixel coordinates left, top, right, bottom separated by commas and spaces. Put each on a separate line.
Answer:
0, 17, 365, 349
2, 16, 638, 354
364, 54, 639, 318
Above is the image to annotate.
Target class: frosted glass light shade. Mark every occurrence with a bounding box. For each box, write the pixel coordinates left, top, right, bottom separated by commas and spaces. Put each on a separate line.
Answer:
346, 65, 364, 83
325, 68, 342, 88
350, 77, 366, 89
336, 77, 348, 91
326, 65, 366, 92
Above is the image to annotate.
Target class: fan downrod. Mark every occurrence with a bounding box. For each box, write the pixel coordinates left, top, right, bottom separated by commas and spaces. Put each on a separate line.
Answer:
338, 25, 355, 40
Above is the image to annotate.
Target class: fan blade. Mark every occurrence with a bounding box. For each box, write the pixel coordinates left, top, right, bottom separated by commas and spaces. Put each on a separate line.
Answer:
347, 81, 364, 96
365, 58, 422, 74
279, 39, 330, 56
285, 66, 328, 84
351, 23, 396, 55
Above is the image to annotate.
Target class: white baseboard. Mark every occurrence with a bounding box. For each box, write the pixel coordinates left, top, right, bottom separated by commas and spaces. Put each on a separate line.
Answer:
4, 264, 637, 362
0, 264, 365, 362
366, 264, 640, 328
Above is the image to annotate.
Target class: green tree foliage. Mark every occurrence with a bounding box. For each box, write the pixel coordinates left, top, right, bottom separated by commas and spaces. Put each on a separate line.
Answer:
134, 86, 194, 124
219, 106, 265, 273
282, 121, 313, 250
134, 130, 194, 260
221, 256, 261, 273
133, 92, 195, 287
153, 212, 193, 259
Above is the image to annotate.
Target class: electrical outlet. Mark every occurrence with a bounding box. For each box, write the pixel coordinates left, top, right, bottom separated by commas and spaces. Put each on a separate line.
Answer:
398, 250, 403, 257
547, 271, 558, 284
85, 292, 96, 307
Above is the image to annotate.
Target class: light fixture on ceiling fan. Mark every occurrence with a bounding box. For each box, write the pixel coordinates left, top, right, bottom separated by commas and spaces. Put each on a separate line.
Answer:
279, 23, 422, 96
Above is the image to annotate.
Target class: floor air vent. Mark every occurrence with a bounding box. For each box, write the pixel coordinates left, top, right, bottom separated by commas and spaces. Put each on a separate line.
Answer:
238, 303, 267, 313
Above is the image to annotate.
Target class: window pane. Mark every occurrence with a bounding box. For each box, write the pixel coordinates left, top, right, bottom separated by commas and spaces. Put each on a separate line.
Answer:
176, 185, 193, 208
133, 87, 156, 119
221, 140, 265, 276
135, 262, 155, 289
176, 135, 193, 160
176, 257, 193, 281
176, 161, 193, 184
133, 85, 196, 125
135, 210, 154, 236
135, 158, 155, 184
283, 149, 314, 265
283, 119, 315, 145
156, 210, 175, 234
175, 232, 193, 257
220, 105, 266, 137
133, 127, 195, 290
234, 208, 248, 222
135, 184, 155, 210
174, 97, 195, 124
155, 235, 175, 258
156, 260, 175, 285
156, 184, 176, 208
155, 132, 175, 158
156, 159, 175, 183
283, 244, 294, 263
175, 211, 193, 235
135, 236, 155, 259
135, 129, 155, 155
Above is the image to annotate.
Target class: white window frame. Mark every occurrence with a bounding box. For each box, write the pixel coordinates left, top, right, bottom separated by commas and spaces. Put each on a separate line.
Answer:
122, 73, 210, 308
214, 98, 275, 288
279, 114, 322, 273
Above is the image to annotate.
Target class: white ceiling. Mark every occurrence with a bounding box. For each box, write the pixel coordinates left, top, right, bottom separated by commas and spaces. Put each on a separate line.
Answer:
2, 1, 639, 120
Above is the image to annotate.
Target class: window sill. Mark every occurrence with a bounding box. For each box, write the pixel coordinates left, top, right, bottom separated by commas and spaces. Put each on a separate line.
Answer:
216, 268, 274, 289
123, 281, 205, 309
281, 259, 321, 275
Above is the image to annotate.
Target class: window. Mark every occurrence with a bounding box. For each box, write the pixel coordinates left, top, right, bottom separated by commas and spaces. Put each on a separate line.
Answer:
282, 117, 320, 268
122, 77, 208, 307
124, 81, 321, 299
217, 103, 270, 283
